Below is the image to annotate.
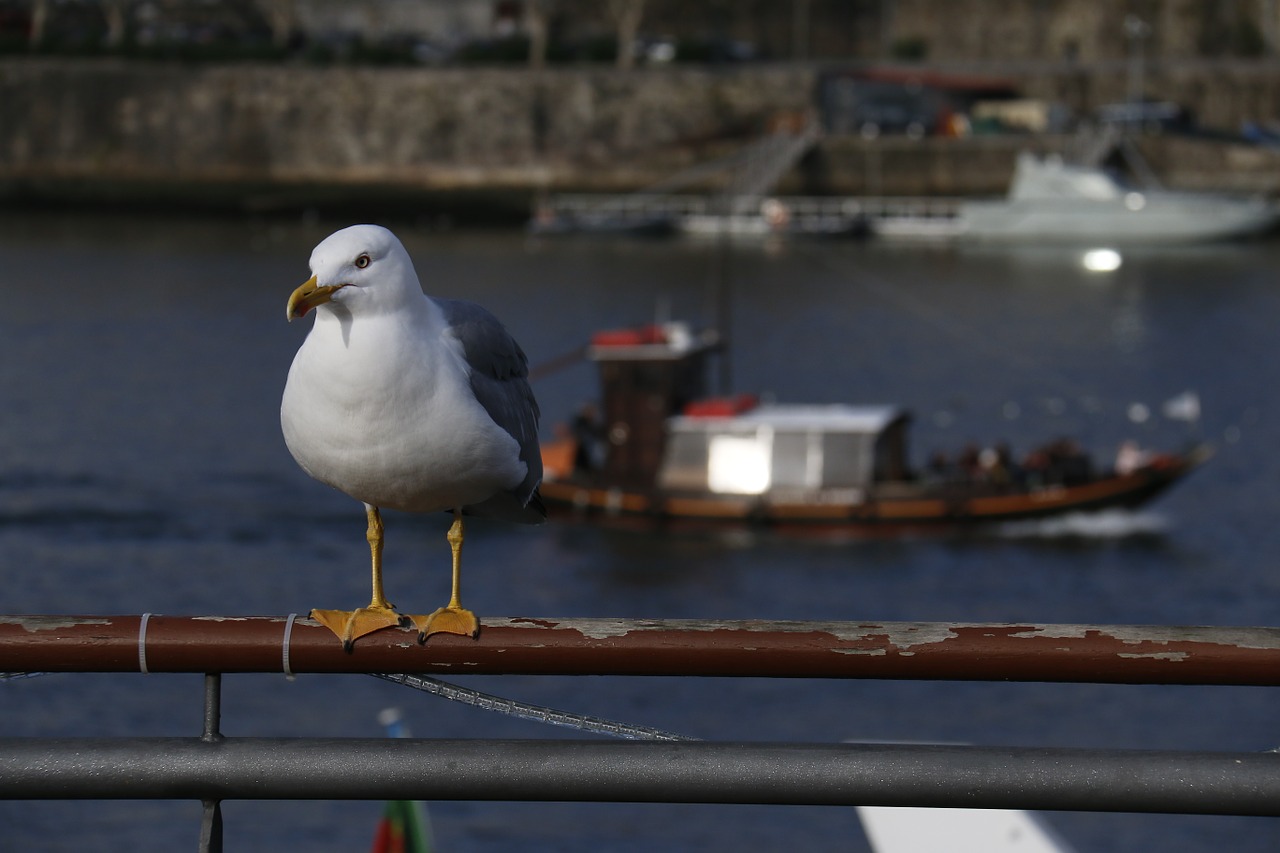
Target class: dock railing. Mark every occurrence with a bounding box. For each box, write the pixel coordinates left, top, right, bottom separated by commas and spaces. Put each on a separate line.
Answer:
540, 192, 967, 238
3, 615, 1280, 850
544, 193, 966, 222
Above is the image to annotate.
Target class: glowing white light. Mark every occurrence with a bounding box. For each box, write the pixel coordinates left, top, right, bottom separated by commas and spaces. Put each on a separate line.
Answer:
707, 434, 771, 495
1082, 248, 1123, 272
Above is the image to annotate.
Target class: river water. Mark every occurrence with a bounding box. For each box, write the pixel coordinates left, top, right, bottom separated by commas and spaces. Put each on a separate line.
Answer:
1, 213, 1278, 851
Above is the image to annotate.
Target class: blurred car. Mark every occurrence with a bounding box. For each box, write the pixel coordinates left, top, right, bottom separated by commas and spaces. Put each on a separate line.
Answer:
851, 96, 936, 139
1095, 99, 1194, 133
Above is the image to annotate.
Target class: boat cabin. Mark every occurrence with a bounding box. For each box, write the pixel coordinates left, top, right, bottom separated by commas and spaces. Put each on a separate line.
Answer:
1006, 151, 1134, 202
585, 323, 721, 488
575, 322, 911, 499
660, 404, 911, 499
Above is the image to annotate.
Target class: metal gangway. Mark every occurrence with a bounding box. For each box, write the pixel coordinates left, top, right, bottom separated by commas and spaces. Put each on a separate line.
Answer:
532, 114, 979, 240
534, 119, 857, 237
719, 119, 822, 214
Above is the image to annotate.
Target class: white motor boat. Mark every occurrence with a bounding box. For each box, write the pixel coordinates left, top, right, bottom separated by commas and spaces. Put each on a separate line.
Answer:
958, 151, 1280, 244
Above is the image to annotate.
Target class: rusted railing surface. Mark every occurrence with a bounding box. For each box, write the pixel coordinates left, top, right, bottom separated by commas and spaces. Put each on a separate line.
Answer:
2, 614, 1279, 684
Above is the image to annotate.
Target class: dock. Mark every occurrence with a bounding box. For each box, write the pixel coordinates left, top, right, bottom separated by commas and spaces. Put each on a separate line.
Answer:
529, 117, 968, 241
531, 191, 967, 240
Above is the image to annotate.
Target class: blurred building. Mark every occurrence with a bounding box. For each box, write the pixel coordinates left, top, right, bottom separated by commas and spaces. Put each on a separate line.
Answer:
290, 1, 1280, 63
8, 1, 1280, 64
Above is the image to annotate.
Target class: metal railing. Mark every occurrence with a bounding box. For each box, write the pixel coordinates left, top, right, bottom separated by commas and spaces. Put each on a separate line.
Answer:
540, 191, 968, 240
544, 192, 965, 224
3, 615, 1280, 850
4, 615, 1279, 682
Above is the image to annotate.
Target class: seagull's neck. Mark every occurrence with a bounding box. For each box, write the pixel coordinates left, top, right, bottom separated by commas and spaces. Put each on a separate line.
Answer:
313, 286, 436, 329
306, 291, 452, 369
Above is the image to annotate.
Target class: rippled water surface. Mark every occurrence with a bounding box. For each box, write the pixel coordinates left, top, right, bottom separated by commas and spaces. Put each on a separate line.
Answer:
2, 213, 1279, 851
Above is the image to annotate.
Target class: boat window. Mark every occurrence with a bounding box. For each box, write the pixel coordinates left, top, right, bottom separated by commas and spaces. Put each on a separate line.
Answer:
708, 434, 771, 495
770, 431, 811, 489
822, 432, 874, 488
658, 431, 711, 491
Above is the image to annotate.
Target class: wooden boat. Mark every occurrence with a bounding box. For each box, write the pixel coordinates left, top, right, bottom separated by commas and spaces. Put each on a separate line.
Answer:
538, 322, 1209, 536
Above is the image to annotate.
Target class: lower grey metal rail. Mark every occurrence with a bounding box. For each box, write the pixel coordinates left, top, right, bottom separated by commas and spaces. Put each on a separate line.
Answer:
2, 737, 1279, 816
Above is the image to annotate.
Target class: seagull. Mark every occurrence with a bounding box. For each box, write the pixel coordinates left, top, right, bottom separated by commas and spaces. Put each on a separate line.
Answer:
281, 224, 544, 649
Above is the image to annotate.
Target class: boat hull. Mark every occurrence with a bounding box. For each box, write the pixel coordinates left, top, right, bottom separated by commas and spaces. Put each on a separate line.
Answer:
538, 447, 1208, 537
958, 194, 1280, 245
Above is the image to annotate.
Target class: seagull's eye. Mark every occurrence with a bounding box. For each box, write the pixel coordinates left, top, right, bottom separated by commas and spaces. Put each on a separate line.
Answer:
354, 254, 371, 269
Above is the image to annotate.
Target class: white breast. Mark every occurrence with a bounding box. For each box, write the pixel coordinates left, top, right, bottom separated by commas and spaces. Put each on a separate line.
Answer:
281, 305, 527, 513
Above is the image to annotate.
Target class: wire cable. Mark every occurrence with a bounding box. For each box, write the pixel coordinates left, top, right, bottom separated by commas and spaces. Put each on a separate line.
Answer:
372, 672, 696, 741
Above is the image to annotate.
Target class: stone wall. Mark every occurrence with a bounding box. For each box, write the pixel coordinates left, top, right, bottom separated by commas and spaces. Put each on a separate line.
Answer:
0, 60, 811, 197
1, 59, 1278, 213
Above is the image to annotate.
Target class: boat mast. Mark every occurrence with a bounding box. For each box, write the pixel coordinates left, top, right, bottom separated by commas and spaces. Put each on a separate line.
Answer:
710, 226, 733, 396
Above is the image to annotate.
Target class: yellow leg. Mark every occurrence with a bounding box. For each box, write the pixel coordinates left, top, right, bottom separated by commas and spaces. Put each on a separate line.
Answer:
411, 509, 480, 642
311, 504, 406, 651
365, 504, 391, 610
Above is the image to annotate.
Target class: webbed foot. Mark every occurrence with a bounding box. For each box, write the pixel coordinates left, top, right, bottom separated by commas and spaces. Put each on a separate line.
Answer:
310, 605, 407, 652
411, 606, 480, 642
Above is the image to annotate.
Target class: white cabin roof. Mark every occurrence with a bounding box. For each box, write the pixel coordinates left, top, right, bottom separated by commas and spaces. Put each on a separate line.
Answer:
670, 403, 905, 434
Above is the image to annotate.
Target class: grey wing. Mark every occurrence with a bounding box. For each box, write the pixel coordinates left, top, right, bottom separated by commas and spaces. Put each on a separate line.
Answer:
438, 299, 545, 521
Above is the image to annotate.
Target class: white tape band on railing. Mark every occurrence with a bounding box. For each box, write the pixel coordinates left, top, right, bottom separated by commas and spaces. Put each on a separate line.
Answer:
282, 613, 298, 679
137, 613, 152, 674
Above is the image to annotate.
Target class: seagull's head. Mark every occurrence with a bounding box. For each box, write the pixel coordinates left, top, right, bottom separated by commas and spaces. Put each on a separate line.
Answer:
287, 224, 421, 322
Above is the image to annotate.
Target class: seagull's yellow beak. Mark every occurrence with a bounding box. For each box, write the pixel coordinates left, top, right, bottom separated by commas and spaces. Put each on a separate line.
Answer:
286, 275, 344, 322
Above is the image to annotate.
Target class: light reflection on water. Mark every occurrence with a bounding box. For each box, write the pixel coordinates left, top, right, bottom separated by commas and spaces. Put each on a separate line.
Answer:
1, 213, 1279, 851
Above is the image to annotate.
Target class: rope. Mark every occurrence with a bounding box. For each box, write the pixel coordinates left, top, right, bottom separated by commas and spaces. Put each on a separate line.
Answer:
372, 672, 696, 742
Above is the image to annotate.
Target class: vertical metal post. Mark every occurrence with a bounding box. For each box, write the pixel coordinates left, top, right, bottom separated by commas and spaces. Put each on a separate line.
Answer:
199, 673, 223, 853
1124, 15, 1150, 125
712, 225, 732, 396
